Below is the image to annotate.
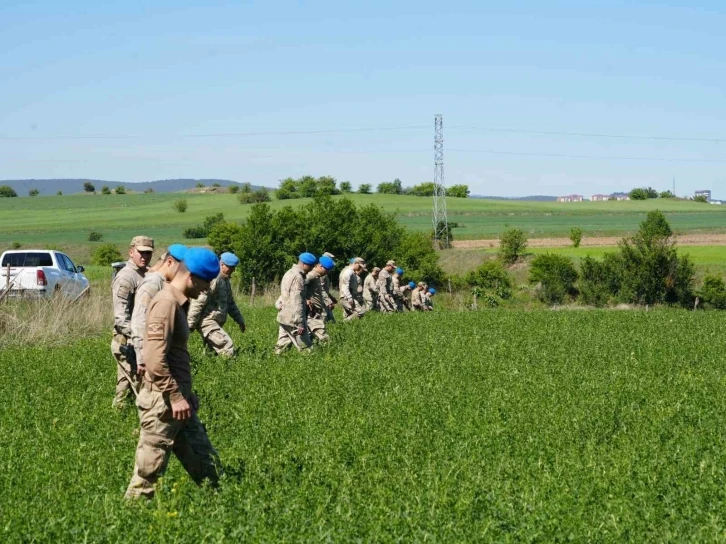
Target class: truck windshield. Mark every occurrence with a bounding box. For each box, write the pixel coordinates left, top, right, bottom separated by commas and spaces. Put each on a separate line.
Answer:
1, 252, 54, 267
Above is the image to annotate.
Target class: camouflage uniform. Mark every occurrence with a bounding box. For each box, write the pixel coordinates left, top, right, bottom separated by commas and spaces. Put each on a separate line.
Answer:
305, 269, 330, 343
187, 274, 244, 357
376, 268, 396, 313
391, 273, 405, 311
125, 284, 220, 499
423, 292, 434, 311
363, 273, 379, 312
411, 286, 424, 311
131, 271, 165, 369
339, 266, 364, 320
112, 258, 146, 405
275, 265, 312, 353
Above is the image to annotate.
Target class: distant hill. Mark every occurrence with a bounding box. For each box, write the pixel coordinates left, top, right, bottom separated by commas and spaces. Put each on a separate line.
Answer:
0, 178, 266, 196
471, 195, 558, 202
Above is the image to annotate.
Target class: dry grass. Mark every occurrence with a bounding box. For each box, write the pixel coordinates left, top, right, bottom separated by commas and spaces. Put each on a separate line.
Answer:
0, 290, 112, 348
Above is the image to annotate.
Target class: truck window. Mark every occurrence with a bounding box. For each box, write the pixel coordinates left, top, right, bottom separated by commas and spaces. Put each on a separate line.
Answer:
59, 254, 76, 273
1, 252, 53, 267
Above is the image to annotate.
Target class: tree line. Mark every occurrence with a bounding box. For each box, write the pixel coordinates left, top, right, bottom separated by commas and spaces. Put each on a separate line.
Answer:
274, 176, 469, 200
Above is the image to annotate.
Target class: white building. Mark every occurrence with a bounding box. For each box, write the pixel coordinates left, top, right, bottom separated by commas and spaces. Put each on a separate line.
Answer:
557, 194, 584, 203
695, 189, 712, 202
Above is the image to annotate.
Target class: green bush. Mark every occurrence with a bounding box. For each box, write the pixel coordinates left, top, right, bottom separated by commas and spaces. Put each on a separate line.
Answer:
569, 226, 583, 248
183, 213, 226, 239
358, 183, 372, 194
239, 188, 271, 204
101, 186, 111, 195
56, 191, 63, 196
693, 195, 708, 203
700, 275, 726, 309
92, 244, 123, 266
173, 199, 188, 213
465, 260, 513, 299
11, 241, 21, 249
143, 188, 154, 194
228, 185, 240, 194
195, 182, 205, 188
529, 253, 578, 304
340, 181, 352, 193
28, 188, 39, 197
83, 182, 95, 193
114, 185, 126, 195
377, 179, 403, 194
275, 176, 340, 199
0, 185, 18, 198
499, 228, 528, 264
88, 231, 103, 242
579, 254, 620, 306
446, 184, 470, 198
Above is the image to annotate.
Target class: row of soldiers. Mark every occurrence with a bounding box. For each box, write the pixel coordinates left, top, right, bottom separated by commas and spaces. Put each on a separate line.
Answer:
110, 237, 436, 497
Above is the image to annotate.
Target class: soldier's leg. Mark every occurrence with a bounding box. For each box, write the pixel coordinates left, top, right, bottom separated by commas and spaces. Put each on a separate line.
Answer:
308, 315, 329, 343
341, 299, 359, 321
202, 325, 235, 358
173, 414, 221, 488
355, 298, 367, 318
125, 386, 179, 499
275, 324, 293, 354
112, 335, 138, 407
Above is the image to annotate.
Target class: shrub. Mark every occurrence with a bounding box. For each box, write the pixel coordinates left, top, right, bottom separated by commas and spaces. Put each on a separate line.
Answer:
56, 191, 63, 196
28, 188, 39, 197
173, 199, 188, 213
340, 181, 352, 193
465, 260, 513, 299
529, 253, 578, 304
101, 186, 111, 195
579, 254, 620, 307
88, 231, 103, 242
11, 241, 21, 249
83, 182, 96, 193
700, 275, 726, 309
446, 184, 470, 198
499, 228, 528, 264
182, 226, 207, 239
114, 185, 126, 195
183, 213, 225, 239
92, 244, 123, 266
569, 226, 583, 248
358, 183, 372, 194
0, 185, 18, 198
409, 182, 436, 197
196, 182, 205, 188
228, 185, 240, 194
239, 188, 271, 204
144, 188, 155, 194
659, 190, 675, 199
693, 195, 708, 203
211, 183, 221, 188
377, 179, 403, 194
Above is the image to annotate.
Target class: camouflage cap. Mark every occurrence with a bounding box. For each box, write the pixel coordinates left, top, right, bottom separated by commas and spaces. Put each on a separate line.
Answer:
386, 260, 397, 267
353, 257, 366, 265
130, 236, 154, 251
372, 266, 381, 273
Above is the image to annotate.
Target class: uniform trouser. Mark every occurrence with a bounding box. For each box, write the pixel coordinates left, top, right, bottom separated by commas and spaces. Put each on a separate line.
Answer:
363, 297, 378, 312
325, 307, 336, 323
307, 312, 329, 343
341, 298, 364, 320
275, 323, 312, 353
112, 334, 139, 405
125, 382, 220, 499
200, 322, 235, 357
378, 295, 396, 313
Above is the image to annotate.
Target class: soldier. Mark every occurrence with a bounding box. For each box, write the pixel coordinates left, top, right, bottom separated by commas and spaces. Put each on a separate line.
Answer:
376, 260, 397, 313
424, 287, 436, 311
391, 267, 409, 312
404, 281, 416, 311
305, 255, 335, 343
339, 257, 366, 320
321, 252, 337, 322
411, 282, 425, 311
363, 266, 380, 312
187, 252, 246, 358
112, 236, 154, 408
125, 247, 221, 499
275, 253, 316, 354
131, 244, 187, 376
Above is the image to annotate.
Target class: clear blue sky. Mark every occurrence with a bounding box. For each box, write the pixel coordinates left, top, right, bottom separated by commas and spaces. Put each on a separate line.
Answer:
1, 0, 725, 197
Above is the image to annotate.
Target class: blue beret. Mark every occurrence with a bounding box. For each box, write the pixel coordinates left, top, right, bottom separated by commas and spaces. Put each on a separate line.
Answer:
349, 257, 356, 264
185, 247, 220, 282
168, 244, 187, 261
299, 252, 317, 265
429, 288, 436, 295
396, 267, 404, 275
408, 281, 416, 289
220, 252, 240, 267
319, 255, 335, 270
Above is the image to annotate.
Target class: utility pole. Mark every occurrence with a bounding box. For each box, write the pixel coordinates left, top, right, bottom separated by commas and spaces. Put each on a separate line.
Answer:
432, 114, 449, 248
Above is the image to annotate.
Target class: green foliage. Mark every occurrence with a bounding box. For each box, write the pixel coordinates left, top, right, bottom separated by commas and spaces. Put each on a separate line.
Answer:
409, 182, 435, 197
114, 185, 126, 195
339, 181, 352, 193
659, 190, 675, 199
700, 275, 726, 309
28, 188, 39, 197
183, 213, 225, 239
143, 188, 155, 194
238, 188, 271, 204
196, 182, 205, 188
11, 241, 21, 249
0, 185, 18, 198
91, 243, 123, 266
499, 228, 528, 264
56, 191, 63, 196
629, 187, 658, 200
529, 253, 578, 304
275, 176, 340, 199
211, 182, 221, 188
446, 184, 470, 198
358, 183, 372, 194
396, 231, 446, 285
465, 259, 513, 299
100, 185, 111, 195
377, 178, 403, 195
579, 254, 620, 307
569, 226, 582, 248
228, 184, 240, 194
173, 199, 188, 213
87, 231, 103, 242
693, 195, 709, 203
83, 181, 96, 193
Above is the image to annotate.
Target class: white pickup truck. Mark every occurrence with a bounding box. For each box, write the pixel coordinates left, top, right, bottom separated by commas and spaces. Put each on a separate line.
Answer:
0, 250, 90, 299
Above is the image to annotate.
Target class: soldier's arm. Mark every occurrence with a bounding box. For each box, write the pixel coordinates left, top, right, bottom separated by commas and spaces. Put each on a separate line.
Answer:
186, 293, 207, 329
130, 286, 153, 367
144, 299, 184, 404
339, 271, 353, 300
290, 274, 305, 326
112, 278, 134, 337
228, 296, 245, 326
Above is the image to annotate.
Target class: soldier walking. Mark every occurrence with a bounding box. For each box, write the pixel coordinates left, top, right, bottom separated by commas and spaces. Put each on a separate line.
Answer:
411, 282, 425, 311
112, 236, 154, 408
321, 252, 337, 322
131, 244, 187, 376
376, 260, 397, 313
187, 252, 246, 358
339, 257, 366, 320
424, 287, 436, 311
305, 255, 335, 343
125, 247, 221, 499
363, 266, 380, 312
275, 253, 316, 354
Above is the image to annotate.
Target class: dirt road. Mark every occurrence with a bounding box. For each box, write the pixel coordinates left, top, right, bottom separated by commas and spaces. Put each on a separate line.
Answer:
453, 233, 726, 249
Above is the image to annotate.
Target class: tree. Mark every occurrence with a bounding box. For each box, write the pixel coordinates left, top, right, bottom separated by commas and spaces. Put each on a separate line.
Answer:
377, 179, 403, 194
91, 244, 123, 266
28, 188, 39, 197
228, 184, 240, 194
173, 199, 188, 213
446, 184, 470, 198
464, 260, 513, 299
409, 182, 436, 197
56, 191, 63, 196
101, 186, 111, 195
700, 275, 726, 309
340, 181, 353, 193
211, 182, 221, 188
83, 182, 96, 193
499, 228, 528, 265
276, 177, 298, 200
629, 188, 649, 200
317, 176, 339, 196
659, 190, 675, 199
144, 188, 155, 194
297, 175, 319, 198
114, 185, 126, 195
0, 186, 18, 198
195, 182, 205, 188
693, 195, 709, 203
569, 226, 583, 248
358, 183, 372, 194
529, 254, 579, 304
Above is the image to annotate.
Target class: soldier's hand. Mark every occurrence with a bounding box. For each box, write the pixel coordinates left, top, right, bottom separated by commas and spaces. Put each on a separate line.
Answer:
239, 322, 246, 333
172, 398, 193, 421
137, 364, 146, 377
297, 325, 305, 335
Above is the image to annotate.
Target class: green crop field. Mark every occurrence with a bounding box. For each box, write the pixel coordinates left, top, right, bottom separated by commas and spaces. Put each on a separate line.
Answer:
3, 308, 726, 541
1, 193, 725, 255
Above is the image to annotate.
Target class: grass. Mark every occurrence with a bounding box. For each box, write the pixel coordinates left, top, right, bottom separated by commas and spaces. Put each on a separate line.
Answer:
2, 308, 726, 540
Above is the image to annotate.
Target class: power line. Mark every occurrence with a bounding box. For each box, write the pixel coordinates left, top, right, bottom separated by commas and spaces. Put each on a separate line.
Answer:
0, 125, 429, 142
450, 125, 726, 144
447, 148, 726, 163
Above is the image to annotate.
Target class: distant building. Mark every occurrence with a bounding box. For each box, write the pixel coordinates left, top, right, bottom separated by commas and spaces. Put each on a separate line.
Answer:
695, 189, 712, 202
591, 194, 610, 202
557, 194, 584, 203
611, 192, 630, 201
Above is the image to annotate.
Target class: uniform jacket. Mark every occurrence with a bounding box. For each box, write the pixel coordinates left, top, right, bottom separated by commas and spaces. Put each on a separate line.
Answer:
392, 274, 403, 299
305, 269, 326, 315
131, 271, 165, 366
187, 274, 244, 333
377, 268, 393, 297
338, 266, 358, 301
112, 259, 146, 338
411, 287, 423, 309
363, 274, 378, 302
277, 265, 307, 327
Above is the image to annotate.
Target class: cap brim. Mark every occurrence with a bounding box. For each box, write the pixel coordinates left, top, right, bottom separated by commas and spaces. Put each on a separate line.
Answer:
136, 245, 154, 252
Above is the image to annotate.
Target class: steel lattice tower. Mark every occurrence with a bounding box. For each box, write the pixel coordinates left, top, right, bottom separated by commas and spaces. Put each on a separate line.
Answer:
432, 114, 449, 248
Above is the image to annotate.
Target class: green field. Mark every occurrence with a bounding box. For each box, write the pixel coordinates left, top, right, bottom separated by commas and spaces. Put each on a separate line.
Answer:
2, 308, 726, 541
1, 194, 725, 255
